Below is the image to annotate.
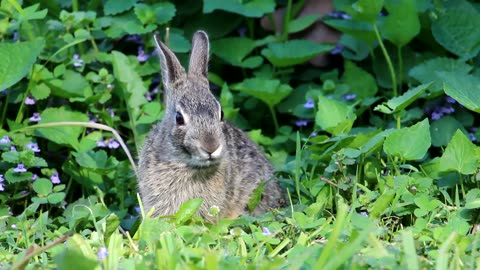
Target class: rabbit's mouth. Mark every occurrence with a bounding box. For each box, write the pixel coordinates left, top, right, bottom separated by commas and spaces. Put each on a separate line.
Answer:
187, 157, 221, 169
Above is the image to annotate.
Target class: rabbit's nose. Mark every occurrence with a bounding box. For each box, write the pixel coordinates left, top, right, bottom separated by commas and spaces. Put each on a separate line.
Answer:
202, 142, 222, 158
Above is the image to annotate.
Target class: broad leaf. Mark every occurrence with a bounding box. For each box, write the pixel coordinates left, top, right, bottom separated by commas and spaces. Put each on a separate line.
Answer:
212, 37, 261, 68
439, 130, 478, 175
409, 57, 472, 92
33, 178, 53, 196
324, 19, 376, 45
315, 96, 356, 136
287, 15, 320, 34
341, 61, 377, 98
379, 0, 420, 47
441, 72, 480, 113
374, 83, 431, 114
104, 0, 137, 15
262, 40, 334, 67
35, 107, 89, 150
384, 118, 431, 160
430, 116, 467, 147
175, 198, 204, 225
352, 0, 384, 23
232, 78, 292, 108
203, 0, 275, 17
431, 6, 480, 59
0, 39, 45, 90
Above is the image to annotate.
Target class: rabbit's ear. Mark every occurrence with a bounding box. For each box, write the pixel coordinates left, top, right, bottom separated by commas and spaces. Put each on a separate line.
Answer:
188, 31, 209, 78
154, 34, 185, 86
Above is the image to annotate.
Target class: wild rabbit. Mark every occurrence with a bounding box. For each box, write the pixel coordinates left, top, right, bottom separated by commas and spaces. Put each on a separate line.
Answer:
137, 31, 284, 222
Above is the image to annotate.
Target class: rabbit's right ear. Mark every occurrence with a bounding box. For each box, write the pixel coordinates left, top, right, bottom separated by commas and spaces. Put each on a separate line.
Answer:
153, 34, 186, 86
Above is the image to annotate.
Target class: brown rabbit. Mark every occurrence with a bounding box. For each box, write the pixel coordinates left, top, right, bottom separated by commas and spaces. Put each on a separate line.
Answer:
137, 31, 284, 222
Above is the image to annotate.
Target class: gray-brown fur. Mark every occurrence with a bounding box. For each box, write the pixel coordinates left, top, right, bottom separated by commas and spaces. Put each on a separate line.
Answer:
137, 31, 284, 222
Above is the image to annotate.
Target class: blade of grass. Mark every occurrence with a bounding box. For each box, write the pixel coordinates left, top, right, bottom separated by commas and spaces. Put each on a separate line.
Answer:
402, 230, 419, 270
435, 232, 457, 270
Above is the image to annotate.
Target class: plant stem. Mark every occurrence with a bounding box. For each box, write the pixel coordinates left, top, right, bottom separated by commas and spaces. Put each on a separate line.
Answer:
373, 24, 397, 97
0, 90, 10, 128
281, 0, 293, 41
268, 105, 279, 132
397, 46, 403, 95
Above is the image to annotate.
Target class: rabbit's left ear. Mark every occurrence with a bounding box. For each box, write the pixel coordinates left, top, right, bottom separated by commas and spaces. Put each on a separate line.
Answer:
188, 31, 209, 78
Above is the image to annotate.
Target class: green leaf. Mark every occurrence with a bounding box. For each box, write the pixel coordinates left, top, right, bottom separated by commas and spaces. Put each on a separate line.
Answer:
4, 169, 33, 183
383, 118, 431, 160
203, 0, 275, 18
262, 40, 334, 67
33, 178, 53, 196
73, 150, 118, 170
287, 15, 320, 34
439, 130, 478, 175
48, 192, 66, 204
379, 0, 420, 47
52, 70, 90, 98
324, 19, 376, 45
246, 182, 265, 213
175, 198, 203, 225
0, 39, 45, 90
53, 246, 100, 270
104, 0, 137, 15
441, 72, 480, 113
368, 189, 395, 219
431, 7, 480, 59
135, 2, 176, 25
430, 116, 467, 147
35, 107, 89, 150
232, 78, 292, 108
341, 61, 377, 98
211, 37, 261, 68
352, 0, 384, 23
104, 13, 157, 38
464, 189, 480, 209
408, 57, 472, 92
2, 151, 19, 163
315, 96, 357, 136
374, 83, 431, 114
168, 32, 190, 53
111, 51, 148, 109
31, 83, 51, 100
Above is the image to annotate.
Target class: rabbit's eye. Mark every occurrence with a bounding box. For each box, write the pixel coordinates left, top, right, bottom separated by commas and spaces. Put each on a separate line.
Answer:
220, 110, 224, 121
175, 112, 185, 125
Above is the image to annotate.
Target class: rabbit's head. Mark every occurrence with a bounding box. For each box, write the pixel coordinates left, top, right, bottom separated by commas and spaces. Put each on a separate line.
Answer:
154, 31, 225, 168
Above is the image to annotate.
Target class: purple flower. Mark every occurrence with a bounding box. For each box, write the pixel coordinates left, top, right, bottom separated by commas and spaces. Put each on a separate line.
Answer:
446, 96, 456, 104
97, 247, 108, 260
31, 174, 38, 180
107, 84, 114, 89
51, 172, 61, 184
0, 175, 4, 191
145, 91, 153, 102
125, 35, 143, 44
262, 227, 272, 236
360, 211, 368, 217
29, 112, 41, 122
327, 11, 351, 20
96, 140, 107, 148
10, 146, 16, 151
295, 120, 308, 127
26, 142, 40, 152
73, 54, 84, 67
137, 46, 150, 62
331, 44, 345, 55
469, 133, 477, 142
12, 32, 18, 41
310, 132, 318, 137
24, 95, 36, 105
106, 108, 115, 117
13, 164, 27, 173
237, 26, 247, 37
431, 111, 442, 120
11, 224, 17, 229
107, 138, 120, 149
134, 206, 141, 214
342, 93, 357, 100
0, 135, 10, 144
304, 98, 315, 109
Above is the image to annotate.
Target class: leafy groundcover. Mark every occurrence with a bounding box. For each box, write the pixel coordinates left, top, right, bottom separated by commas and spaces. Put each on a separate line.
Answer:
1, 0, 480, 269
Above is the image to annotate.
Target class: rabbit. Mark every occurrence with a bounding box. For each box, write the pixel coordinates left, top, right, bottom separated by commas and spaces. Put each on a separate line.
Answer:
137, 30, 285, 222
